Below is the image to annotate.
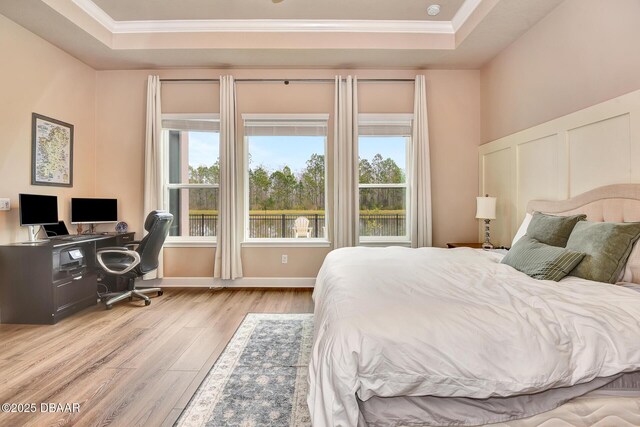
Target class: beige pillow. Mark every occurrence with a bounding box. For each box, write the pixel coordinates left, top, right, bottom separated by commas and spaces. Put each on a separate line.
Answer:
511, 213, 532, 248
618, 241, 640, 284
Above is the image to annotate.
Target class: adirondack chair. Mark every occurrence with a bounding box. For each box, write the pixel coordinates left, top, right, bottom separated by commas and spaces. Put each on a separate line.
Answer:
293, 216, 312, 238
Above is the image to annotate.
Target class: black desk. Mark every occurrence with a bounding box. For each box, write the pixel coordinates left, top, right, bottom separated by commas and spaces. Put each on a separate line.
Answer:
0, 233, 134, 324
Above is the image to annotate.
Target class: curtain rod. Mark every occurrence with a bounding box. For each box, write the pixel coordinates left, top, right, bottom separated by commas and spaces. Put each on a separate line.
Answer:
159, 78, 415, 83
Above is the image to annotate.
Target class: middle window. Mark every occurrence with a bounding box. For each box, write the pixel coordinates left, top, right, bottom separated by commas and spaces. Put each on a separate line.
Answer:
243, 114, 329, 241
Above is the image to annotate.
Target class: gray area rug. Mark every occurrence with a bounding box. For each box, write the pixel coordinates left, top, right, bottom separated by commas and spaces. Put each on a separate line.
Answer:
176, 313, 313, 427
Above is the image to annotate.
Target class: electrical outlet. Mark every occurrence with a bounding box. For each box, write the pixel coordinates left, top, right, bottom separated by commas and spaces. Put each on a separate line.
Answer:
0, 198, 10, 211
281, 254, 288, 264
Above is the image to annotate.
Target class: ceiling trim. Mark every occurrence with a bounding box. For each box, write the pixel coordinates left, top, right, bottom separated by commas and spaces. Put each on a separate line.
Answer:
451, 0, 483, 31
70, 0, 483, 35
112, 19, 454, 34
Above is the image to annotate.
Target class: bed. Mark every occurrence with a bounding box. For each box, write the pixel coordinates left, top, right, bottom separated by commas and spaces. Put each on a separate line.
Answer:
308, 184, 640, 426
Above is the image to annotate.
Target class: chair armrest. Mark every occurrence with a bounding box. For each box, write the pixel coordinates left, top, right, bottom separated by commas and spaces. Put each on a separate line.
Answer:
96, 248, 141, 275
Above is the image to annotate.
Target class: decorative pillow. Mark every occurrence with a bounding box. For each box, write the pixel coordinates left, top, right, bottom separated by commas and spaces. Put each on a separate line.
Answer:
526, 212, 586, 247
511, 213, 533, 247
618, 241, 640, 284
566, 221, 640, 284
501, 236, 586, 281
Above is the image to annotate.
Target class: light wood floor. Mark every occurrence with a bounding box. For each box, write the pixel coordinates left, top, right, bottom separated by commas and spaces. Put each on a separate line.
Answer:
0, 288, 314, 427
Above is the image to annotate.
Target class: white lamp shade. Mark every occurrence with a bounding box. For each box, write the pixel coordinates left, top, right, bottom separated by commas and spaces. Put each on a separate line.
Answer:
476, 196, 497, 219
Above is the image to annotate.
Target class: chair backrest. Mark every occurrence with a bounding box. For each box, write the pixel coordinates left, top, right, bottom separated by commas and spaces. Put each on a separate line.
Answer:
294, 216, 309, 229
135, 210, 174, 274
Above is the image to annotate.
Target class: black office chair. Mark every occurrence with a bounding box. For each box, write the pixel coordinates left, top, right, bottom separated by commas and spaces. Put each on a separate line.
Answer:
96, 210, 173, 310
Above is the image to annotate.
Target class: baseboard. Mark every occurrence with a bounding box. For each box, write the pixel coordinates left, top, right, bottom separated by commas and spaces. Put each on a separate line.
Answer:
142, 276, 316, 288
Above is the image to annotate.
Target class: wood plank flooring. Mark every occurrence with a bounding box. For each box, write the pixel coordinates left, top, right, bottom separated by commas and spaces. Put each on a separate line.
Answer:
0, 288, 314, 427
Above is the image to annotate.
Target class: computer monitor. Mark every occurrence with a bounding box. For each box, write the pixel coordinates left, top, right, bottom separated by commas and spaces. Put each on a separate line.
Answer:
19, 193, 59, 242
71, 198, 118, 225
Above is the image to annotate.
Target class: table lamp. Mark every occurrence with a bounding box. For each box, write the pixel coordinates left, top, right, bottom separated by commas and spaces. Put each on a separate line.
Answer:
476, 194, 497, 249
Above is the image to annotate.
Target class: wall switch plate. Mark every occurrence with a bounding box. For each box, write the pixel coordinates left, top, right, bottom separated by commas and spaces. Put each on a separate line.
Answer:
0, 198, 10, 211
281, 254, 288, 264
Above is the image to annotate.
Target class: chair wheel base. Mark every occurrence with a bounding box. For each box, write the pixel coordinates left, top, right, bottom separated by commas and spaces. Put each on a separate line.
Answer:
106, 304, 113, 310
158, 291, 164, 296
144, 300, 151, 306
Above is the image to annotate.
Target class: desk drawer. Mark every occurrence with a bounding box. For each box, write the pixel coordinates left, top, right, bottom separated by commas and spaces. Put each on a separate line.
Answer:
54, 272, 97, 314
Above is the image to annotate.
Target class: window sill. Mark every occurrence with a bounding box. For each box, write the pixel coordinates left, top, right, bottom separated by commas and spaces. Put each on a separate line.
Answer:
358, 240, 411, 247
242, 239, 331, 248
164, 239, 217, 248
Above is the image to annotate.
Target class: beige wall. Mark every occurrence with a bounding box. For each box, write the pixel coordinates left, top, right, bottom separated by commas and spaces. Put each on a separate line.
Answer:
0, 14, 96, 244
481, 0, 640, 143
95, 69, 481, 277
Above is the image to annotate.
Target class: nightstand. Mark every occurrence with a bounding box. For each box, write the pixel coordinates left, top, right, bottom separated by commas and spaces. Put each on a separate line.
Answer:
446, 242, 484, 249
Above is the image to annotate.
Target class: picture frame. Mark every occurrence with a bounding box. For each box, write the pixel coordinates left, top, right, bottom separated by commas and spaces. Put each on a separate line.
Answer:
31, 113, 74, 187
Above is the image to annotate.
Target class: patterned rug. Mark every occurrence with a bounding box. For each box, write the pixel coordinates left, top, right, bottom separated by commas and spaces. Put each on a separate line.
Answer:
176, 313, 313, 427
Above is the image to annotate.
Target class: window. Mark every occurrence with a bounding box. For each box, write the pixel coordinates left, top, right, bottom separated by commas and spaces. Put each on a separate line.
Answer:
358, 114, 412, 243
162, 114, 220, 240
243, 114, 329, 241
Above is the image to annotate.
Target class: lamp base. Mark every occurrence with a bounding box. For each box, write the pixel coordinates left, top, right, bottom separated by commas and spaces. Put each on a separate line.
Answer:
482, 219, 494, 250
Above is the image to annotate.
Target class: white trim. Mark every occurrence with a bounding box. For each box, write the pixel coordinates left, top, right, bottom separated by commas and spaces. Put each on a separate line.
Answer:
164, 239, 216, 248
166, 183, 219, 189
242, 113, 330, 121
451, 0, 484, 31
358, 240, 411, 247
147, 276, 316, 288
72, 0, 117, 31
358, 113, 414, 123
72, 0, 458, 34
162, 113, 220, 120
242, 239, 331, 248
359, 183, 407, 188
118, 19, 452, 35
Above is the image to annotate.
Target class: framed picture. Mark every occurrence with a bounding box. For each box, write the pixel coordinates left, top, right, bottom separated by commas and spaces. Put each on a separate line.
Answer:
31, 113, 74, 187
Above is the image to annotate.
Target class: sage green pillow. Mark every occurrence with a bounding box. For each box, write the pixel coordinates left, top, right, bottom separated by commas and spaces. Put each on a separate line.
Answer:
526, 212, 586, 247
502, 236, 586, 281
566, 221, 640, 284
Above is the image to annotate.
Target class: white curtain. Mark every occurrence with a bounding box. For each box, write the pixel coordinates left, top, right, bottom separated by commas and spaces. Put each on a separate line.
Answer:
332, 76, 359, 248
410, 75, 433, 247
214, 75, 243, 279
143, 75, 165, 279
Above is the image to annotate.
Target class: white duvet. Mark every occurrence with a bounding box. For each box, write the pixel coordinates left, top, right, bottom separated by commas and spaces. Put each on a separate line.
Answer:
307, 247, 640, 426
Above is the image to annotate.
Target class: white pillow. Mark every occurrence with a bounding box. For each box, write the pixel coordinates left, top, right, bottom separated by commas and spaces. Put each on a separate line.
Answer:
511, 213, 533, 248
618, 240, 640, 284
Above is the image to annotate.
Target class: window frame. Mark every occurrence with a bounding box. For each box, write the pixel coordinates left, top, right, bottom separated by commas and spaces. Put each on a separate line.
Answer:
162, 113, 220, 245
242, 113, 330, 245
357, 113, 413, 245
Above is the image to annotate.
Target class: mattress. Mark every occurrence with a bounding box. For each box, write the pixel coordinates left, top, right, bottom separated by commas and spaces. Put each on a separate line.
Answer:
358, 371, 640, 426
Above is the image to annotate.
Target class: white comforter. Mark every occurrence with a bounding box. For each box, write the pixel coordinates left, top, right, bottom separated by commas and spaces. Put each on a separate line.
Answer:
307, 247, 640, 426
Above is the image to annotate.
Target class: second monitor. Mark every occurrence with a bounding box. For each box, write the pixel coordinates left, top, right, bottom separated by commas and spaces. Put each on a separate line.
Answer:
71, 198, 118, 226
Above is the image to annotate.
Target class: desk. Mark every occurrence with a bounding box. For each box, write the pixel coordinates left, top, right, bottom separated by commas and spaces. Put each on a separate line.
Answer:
0, 233, 133, 324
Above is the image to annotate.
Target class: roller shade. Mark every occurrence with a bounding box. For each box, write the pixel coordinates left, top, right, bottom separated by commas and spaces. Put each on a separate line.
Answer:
162, 114, 220, 132
359, 114, 413, 136
243, 114, 328, 137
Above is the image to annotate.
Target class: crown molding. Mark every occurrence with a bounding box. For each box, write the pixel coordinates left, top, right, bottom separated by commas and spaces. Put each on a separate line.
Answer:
451, 0, 483, 31
72, 0, 117, 31
71, 0, 464, 35
112, 19, 454, 34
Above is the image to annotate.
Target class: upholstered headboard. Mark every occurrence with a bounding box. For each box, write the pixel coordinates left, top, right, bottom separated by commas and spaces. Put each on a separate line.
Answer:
527, 184, 640, 223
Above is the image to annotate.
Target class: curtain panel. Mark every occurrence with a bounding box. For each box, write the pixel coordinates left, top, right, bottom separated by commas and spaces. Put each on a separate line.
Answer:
410, 75, 433, 247
332, 76, 359, 249
143, 75, 165, 279
214, 75, 243, 279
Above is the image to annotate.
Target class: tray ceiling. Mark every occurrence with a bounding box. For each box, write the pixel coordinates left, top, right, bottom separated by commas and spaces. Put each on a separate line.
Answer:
0, 0, 563, 70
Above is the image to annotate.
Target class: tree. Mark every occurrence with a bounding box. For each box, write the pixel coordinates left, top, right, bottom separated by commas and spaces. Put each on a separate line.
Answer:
249, 165, 272, 210
270, 166, 297, 210
300, 154, 325, 210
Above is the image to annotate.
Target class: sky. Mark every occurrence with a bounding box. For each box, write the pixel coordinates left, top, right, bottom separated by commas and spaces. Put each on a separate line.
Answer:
187, 132, 407, 174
